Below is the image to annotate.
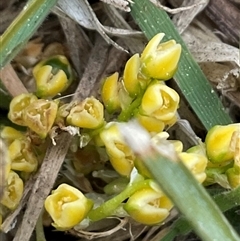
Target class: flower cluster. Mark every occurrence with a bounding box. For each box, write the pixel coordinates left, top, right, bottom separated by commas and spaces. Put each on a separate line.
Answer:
188, 123, 240, 189
3, 33, 239, 232
0, 126, 42, 224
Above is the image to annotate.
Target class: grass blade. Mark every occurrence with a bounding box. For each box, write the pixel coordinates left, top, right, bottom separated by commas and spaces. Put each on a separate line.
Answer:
0, 0, 58, 69
130, 0, 232, 130
162, 186, 240, 240
119, 121, 240, 241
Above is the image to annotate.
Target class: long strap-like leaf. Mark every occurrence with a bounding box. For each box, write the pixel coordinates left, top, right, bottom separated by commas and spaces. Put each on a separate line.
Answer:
0, 0, 58, 69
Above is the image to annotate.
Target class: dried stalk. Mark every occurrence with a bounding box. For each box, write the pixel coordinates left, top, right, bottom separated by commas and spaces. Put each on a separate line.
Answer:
204, 0, 240, 46
0, 64, 28, 96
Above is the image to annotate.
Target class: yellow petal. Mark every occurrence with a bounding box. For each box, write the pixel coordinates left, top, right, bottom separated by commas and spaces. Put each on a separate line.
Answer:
136, 114, 165, 133
23, 99, 58, 138
67, 97, 104, 129
8, 138, 38, 172
8, 93, 38, 126
179, 152, 208, 183
1, 171, 24, 210
141, 33, 165, 61
33, 55, 73, 98
124, 186, 172, 225
44, 184, 93, 230
205, 124, 240, 163
141, 83, 179, 121
100, 123, 135, 176
140, 33, 181, 80
123, 54, 141, 97
101, 72, 121, 113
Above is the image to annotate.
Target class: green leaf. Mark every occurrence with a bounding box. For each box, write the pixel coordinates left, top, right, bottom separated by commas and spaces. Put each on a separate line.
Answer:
130, 0, 232, 130
162, 186, 240, 241
0, 0, 58, 69
119, 122, 240, 241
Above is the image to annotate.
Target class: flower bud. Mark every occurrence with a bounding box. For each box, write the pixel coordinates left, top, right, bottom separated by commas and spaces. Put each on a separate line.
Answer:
179, 152, 208, 183
0, 171, 24, 210
8, 138, 38, 172
141, 83, 179, 122
101, 72, 121, 113
44, 183, 93, 230
140, 33, 181, 80
124, 182, 173, 225
205, 124, 240, 163
100, 123, 135, 176
33, 55, 73, 98
67, 97, 104, 129
123, 54, 142, 97
23, 99, 58, 138
8, 93, 38, 126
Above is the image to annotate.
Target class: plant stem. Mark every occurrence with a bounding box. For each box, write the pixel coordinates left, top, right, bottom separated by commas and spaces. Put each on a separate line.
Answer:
35, 210, 46, 241
118, 96, 142, 122
87, 179, 151, 221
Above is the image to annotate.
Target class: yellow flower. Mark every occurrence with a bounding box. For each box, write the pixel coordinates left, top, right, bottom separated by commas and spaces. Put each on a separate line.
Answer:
67, 97, 104, 129
23, 99, 58, 138
33, 55, 73, 98
179, 152, 208, 183
100, 123, 135, 176
141, 83, 179, 122
8, 93, 38, 126
123, 54, 143, 97
1, 171, 24, 210
101, 72, 121, 113
44, 184, 93, 230
0, 126, 24, 145
140, 33, 181, 80
205, 124, 240, 163
124, 182, 173, 225
8, 138, 38, 172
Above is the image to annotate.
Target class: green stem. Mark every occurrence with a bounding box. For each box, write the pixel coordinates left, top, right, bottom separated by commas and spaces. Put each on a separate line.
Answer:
36, 210, 46, 241
87, 179, 151, 221
0, 0, 58, 69
118, 96, 142, 122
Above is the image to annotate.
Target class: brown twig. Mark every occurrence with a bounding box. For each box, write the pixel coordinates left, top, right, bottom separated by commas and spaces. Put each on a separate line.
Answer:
0, 64, 28, 96
204, 0, 240, 46
12, 35, 110, 241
